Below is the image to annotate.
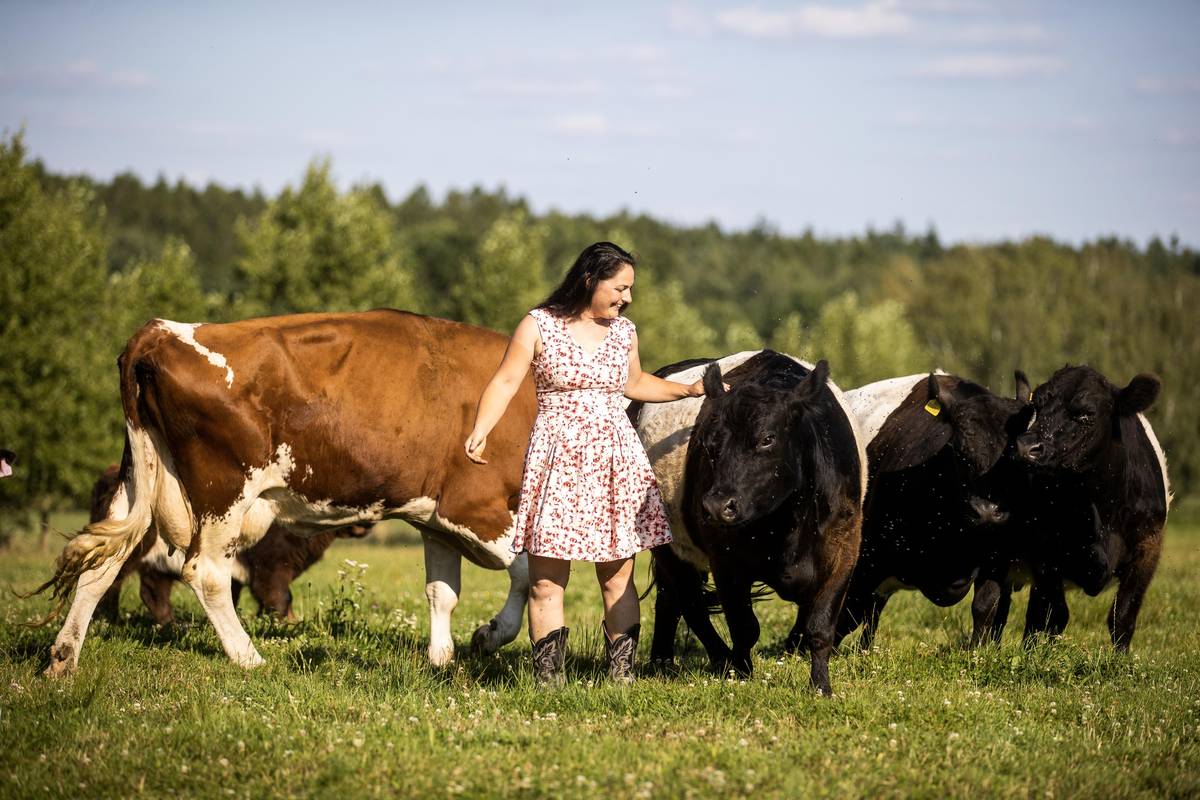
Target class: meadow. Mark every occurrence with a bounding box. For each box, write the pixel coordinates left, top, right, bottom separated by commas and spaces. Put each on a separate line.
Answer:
1, 515, 1197, 799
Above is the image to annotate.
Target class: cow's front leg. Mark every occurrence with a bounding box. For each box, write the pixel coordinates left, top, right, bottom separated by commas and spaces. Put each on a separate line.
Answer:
1108, 537, 1162, 652
422, 533, 462, 666
1023, 575, 1068, 642
712, 566, 758, 677
471, 551, 529, 655
798, 572, 855, 696
970, 575, 1011, 646
649, 545, 731, 669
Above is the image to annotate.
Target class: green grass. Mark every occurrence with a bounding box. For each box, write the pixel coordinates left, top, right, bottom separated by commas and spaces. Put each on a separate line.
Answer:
1, 518, 1198, 798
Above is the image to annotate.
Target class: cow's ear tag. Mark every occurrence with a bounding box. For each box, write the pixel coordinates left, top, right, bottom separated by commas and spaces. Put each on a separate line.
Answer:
924, 398, 942, 417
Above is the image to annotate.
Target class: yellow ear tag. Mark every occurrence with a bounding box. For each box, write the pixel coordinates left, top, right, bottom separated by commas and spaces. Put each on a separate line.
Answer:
924, 398, 942, 417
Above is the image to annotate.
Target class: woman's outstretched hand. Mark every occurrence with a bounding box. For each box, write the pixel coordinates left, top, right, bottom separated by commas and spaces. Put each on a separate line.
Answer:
686, 378, 729, 397
464, 431, 488, 464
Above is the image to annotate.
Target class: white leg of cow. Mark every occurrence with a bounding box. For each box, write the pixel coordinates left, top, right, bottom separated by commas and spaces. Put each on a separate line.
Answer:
45, 479, 136, 677
423, 534, 461, 667
181, 519, 264, 668
45, 556, 127, 677
471, 550, 529, 655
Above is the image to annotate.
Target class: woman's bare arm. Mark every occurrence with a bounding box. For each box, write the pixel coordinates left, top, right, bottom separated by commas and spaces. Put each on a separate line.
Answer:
623, 330, 710, 402
465, 315, 540, 464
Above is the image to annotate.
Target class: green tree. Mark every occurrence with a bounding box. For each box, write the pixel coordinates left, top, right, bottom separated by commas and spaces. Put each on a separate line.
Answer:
626, 279, 720, 370
232, 160, 415, 317
770, 292, 931, 389
449, 209, 548, 332
0, 133, 118, 542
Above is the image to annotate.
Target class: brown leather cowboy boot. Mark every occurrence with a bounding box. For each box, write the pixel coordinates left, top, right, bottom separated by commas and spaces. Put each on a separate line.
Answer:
603, 622, 640, 684
531, 626, 569, 686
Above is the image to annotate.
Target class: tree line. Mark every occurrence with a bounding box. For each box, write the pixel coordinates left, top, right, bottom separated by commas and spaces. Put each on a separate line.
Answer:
2, 131, 1196, 539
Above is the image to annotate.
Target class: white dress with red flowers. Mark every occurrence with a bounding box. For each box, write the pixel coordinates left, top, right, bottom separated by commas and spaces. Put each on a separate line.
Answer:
511, 308, 673, 562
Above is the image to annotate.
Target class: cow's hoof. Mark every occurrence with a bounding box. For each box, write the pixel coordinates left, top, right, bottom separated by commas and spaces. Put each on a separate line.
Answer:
44, 644, 76, 678
470, 620, 500, 655
234, 651, 266, 669
647, 657, 677, 676
428, 646, 455, 668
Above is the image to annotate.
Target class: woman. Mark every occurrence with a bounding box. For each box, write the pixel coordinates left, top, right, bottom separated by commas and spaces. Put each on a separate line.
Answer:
464, 242, 712, 685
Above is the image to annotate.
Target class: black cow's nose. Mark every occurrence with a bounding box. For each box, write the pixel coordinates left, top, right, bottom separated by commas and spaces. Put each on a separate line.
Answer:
702, 494, 741, 525
1019, 439, 1045, 463
968, 496, 1010, 525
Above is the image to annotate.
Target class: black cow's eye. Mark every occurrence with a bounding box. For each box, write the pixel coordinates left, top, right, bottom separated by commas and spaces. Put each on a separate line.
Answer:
758, 434, 776, 450
1074, 411, 1093, 424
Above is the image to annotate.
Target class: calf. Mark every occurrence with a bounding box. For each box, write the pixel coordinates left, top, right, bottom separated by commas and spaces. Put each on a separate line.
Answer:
971, 365, 1170, 650
835, 373, 1032, 649
632, 350, 866, 693
90, 464, 371, 625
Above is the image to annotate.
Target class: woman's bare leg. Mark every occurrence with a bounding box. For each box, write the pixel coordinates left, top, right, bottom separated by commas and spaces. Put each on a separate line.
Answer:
528, 554, 571, 641
596, 557, 639, 637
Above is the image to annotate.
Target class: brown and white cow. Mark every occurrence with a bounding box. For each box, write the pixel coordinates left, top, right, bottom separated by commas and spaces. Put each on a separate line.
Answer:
89, 464, 371, 625
37, 310, 538, 675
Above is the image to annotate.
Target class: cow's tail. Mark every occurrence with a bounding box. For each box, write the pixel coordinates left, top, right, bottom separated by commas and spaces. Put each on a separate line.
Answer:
26, 343, 161, 621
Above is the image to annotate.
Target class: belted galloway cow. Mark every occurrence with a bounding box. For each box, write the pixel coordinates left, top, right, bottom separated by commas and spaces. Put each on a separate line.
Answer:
36, 311, 537, 675
971, 365, 1170, 650
835, 372, 1032, 649
631, 350, 866, 694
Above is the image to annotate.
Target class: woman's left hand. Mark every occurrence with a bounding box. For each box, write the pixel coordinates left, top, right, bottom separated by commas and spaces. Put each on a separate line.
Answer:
686, 378, 729, 397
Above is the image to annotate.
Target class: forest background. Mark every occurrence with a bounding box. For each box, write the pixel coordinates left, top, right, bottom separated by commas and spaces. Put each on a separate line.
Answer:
2, 131, 1197, 539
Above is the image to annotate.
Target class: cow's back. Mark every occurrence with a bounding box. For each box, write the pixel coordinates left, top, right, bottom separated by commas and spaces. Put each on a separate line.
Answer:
130, 310, 537, 545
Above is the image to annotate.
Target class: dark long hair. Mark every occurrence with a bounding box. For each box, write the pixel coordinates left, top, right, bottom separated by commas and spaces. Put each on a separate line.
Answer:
537, 242, 636, 318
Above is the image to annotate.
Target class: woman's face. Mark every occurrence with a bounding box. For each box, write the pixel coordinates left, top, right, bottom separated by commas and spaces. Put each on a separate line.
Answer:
588, 263, 635, 320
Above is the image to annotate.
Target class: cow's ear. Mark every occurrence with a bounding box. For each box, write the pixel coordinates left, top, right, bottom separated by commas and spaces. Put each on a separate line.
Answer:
703, 363, 726, 399
1117, 373, 1160, 416
793, 359, 829, 405
1014, 370, 1032, 403
869, 375, 953, 473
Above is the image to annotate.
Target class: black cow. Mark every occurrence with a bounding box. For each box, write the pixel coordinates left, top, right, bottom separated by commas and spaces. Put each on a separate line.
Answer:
631, 350, 866, 694
835, 372, 1033, 649
971, 365, 1170, 650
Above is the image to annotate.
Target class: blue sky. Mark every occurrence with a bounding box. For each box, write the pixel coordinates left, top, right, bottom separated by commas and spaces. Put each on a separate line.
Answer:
2, 1, 1198, 245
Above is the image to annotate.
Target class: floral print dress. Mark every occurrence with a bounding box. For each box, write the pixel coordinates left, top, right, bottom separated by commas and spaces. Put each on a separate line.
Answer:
511, 308, 673, 562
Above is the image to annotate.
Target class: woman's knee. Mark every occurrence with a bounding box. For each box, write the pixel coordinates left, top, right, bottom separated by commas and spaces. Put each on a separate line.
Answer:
530, 575, 566, 602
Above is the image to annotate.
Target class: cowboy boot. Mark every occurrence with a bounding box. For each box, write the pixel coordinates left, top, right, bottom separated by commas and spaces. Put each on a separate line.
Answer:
531, 626, 569, 686
604, 622, 641, 684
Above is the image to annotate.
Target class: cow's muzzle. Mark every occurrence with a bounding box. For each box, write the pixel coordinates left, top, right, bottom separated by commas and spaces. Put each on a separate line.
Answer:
967, 496, 1009, 526
702, 492, 743, 526
1017, 435, 1046, 464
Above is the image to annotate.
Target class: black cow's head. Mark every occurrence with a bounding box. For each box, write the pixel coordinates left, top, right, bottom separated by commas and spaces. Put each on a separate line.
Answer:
870, 372, 1034, 525
1018, 365, 1160, 473
696, 359, 830, 527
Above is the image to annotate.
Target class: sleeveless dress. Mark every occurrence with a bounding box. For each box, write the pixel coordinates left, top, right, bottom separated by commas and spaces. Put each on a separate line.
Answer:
511, 308, 673, 561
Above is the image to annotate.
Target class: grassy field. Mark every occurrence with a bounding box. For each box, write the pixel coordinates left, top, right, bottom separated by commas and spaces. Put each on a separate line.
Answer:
1, 516, 1198, 799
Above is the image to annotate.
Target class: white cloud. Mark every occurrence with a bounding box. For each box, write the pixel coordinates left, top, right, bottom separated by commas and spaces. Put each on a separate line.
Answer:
668, 5, 713, 36
1162, 127, 1194, 147
716, 1, 914, 40
549, 113, 608, 136
644, 82, 692, 99
474, 78, 604, 97
0, 59, 154, 90
916, 53, 1064, 78
1135, 75, 1200, 95
896, 0, 990, 12
935, 22, 1048, 45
